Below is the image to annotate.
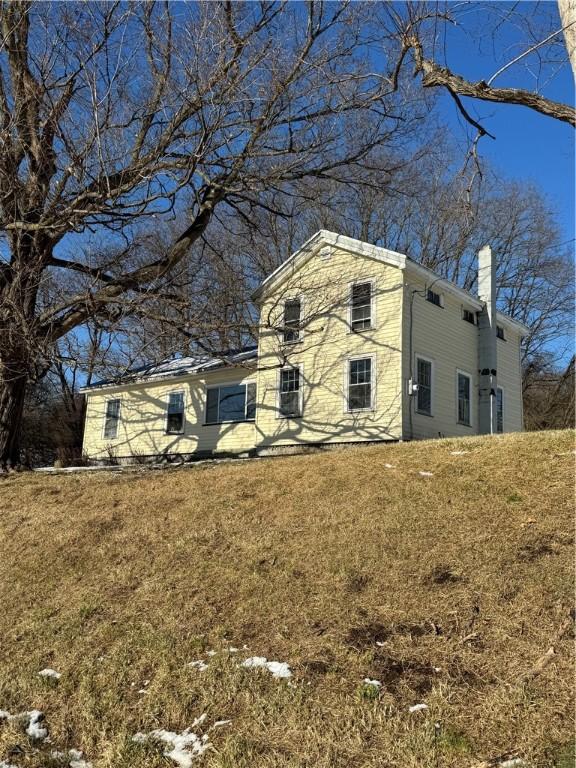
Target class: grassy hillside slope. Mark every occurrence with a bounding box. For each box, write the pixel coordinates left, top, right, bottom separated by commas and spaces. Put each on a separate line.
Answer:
0, 430, 574, 768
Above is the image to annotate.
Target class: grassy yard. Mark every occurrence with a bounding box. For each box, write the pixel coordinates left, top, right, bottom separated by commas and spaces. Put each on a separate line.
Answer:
0, 430, 574, 768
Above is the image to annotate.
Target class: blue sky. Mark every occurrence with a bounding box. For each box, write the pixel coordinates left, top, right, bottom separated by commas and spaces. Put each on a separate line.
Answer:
431, 3, 575, 245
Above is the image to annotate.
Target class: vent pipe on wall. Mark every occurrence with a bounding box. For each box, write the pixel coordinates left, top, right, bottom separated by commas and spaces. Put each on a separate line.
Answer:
477, 245, 497, 434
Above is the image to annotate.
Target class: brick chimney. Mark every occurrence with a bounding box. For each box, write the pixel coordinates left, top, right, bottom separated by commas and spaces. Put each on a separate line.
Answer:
477, 245, 497, 434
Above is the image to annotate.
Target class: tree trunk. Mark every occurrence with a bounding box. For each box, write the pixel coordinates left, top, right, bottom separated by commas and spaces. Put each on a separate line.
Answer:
558, 0, 576, 82
0, 370, 28, 469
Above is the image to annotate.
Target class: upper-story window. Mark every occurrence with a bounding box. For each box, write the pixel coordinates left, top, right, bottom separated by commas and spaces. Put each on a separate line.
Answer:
350, 282, 372, 331
206, 382, 256, 424
426, 288, 443, 307
103, 399, 121, 439
496, 325, 506, 340
166, 391, 185, 434
283, 299, 301, 343
463, 308, 476, 325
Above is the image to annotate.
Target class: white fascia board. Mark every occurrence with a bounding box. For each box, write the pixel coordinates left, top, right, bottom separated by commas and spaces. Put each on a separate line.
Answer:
252, 230, 406, 302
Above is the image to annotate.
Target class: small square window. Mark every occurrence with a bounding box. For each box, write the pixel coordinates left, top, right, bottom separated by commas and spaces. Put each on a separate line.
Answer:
463, 308, 476, 325
426, 289, 442, 307
496, 325, 506, 340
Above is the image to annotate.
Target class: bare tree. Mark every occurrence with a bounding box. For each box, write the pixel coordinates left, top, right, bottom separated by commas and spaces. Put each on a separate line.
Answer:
0, 1, 425, 467
380, 1, 576, 132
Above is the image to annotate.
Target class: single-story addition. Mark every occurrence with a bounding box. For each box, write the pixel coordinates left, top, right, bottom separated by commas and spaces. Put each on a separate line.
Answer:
81, 230, 529, 463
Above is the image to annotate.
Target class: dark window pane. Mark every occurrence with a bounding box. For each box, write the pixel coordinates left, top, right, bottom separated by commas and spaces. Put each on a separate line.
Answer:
496, 388, 504, 433
497, 325, 505, 340
166, 392, 184, 433
246, 382, 257, 420
463, 309, 476, 324
218, 385, 247, 422
427, 289, 442, 307
458, 374, 471, 425
416, 359, 432, 415
206, 388, 219, 423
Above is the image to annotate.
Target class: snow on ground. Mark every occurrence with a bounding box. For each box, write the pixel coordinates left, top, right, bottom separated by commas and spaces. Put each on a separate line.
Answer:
241, 657, 292, 678
362, 679, 381, 688
449, 450, 469, 455
51, 749, 92, 768
0, 708, 49, 741
186, 660, 209, 671
133, 715, 211, 768
418, 471, 434, 477
408, 703, 428, 713
0, 761, 17, 768
38, 668, 61, 680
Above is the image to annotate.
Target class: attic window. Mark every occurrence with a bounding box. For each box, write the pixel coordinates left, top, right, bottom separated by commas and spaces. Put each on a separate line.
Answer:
319, 246, 332, 261
496, 325, 506, 340
426, 288, 443, 307
463, 308, 476, 325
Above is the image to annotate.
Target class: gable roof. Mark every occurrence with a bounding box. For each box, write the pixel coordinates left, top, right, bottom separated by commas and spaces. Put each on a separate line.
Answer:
252, 229, 530, 336
80, 347, 257, 393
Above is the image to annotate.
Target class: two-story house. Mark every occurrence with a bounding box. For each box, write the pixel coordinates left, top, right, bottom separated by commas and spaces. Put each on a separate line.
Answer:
81, 231, 529, 462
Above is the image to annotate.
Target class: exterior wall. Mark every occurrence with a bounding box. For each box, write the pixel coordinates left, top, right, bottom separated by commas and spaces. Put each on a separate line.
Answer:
402, 271, 481, 440
401, 267, 524, 439
82, 367, 257, 460
254, 246, 404, 448
496, 327, 524, 433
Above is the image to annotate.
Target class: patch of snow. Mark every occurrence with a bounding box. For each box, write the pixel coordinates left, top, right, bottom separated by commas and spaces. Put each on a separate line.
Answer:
186, 660, 208, 672
241, 657, 292, 679
205, 650, 217, 657
212, 720, 232, 728
499, 760, 525, 768
384, 463, 395, 469
408, 703, 428, 713
0, 761, 18, 768
39, 668, 61, 680
375, 641, 386, 647
51, 749, 92, 768
137, 689, 149, 695
418, 471, 434, 477
450, 450, 468, 455
433, 667, 442, 673
26, 709, 48, 741
133, 719, 211, 768
362, 679, 381, 688
227, 647, 239, 653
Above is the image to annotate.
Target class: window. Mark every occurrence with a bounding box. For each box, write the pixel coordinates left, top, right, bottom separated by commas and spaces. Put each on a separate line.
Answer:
166, 391, 185, 434
206, 382, 256, 424
103, 399, 121, 439
348, 358, 373, 411
426, 288, 442, 307
457, 371, 472, 426
279, 367, 301, 418
416, 357, 432, 415
283, 299, 301, 343
463, 308, 476, 325
496, 387, 504, 433
350, 282, 372, 331
496, 325, 506, 340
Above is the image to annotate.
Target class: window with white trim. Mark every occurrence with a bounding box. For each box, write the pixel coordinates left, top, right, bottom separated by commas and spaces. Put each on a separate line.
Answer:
457, 371, 472, 426
279, 367, 301, 417
103, 399, 121, 439
416, 357, 432, 415
426, 288, 442, 307
206, 382, 256, 424
350, 282, 372, 331
283, 299, 301, 343
496, 387, 504, 433
348, 358, 373, 410
166, 391, 185, 434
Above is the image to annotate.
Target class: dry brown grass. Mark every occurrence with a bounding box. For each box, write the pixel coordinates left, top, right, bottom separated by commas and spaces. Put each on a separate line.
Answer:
0, 430, 574, 768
